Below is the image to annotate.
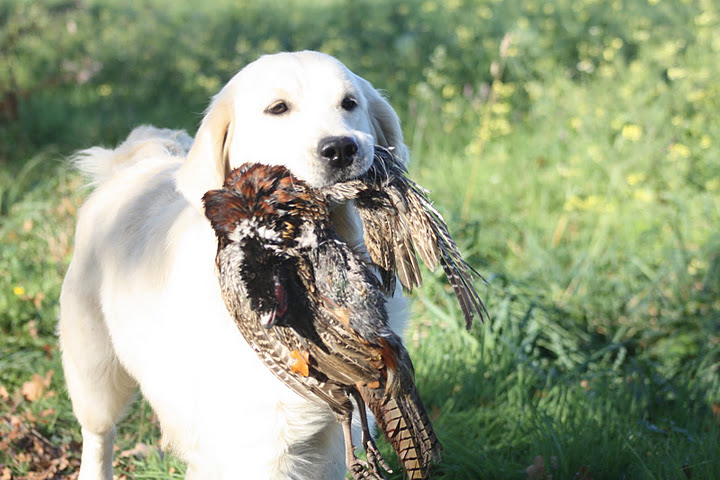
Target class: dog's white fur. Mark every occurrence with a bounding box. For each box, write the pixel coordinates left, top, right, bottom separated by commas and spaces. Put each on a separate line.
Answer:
59, 51, 410, 480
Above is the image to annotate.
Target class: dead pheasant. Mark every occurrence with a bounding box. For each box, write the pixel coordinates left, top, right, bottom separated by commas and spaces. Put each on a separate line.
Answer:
203, 163, 442, 480
323, 146, 486, 330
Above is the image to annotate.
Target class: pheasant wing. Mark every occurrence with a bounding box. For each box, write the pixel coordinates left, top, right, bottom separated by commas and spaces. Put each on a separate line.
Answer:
327, 147, 487, 328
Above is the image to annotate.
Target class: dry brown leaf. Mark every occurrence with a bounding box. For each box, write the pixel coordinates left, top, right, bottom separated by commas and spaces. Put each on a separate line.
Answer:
28, 319, 39, 339
22, 376, 46, 402
119, 442, 151, 459
61, 197, 77, 216
32, 292, 46, 309
526, 455, 546, 480
0, 385, 9, 401
0, 407, 81, 480
40, 408, 55, 418
21, 371, 53, 402
575, 465, 594, 480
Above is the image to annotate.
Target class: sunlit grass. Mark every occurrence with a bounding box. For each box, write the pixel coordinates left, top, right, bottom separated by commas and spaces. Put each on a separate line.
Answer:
1, 0, 719, 478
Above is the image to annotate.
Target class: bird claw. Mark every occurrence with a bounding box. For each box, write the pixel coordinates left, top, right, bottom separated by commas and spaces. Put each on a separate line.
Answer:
363, 436, 392, 475
348, 457, 387, 480
347, 437, 392, 480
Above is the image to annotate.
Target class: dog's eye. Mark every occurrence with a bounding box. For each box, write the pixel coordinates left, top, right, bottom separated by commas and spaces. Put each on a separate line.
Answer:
266, 101, 289, 115
341, 96, 358, 112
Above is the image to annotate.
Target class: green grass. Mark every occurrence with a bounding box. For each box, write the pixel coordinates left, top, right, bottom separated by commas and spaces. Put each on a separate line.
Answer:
2, 0, 719, 478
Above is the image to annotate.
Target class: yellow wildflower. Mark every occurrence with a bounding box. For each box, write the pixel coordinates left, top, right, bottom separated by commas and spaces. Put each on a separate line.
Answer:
622, 124, 643, 142
442, 84, 457, 99
667, 67, 687, 81
633, 188, 654, 203
421, 1, 437, 13
491, 102, 511, 115
706, 178, 720, 191
687, 258, 706, 275
669, 143, 691, 159
626, 172, 646, 186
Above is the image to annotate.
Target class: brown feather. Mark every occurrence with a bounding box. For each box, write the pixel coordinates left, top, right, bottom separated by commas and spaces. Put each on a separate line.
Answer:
323, 146, 487, 329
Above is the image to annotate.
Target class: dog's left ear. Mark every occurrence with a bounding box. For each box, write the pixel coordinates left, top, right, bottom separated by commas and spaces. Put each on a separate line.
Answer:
357, 77, 409, 166
176, 89, 235, 208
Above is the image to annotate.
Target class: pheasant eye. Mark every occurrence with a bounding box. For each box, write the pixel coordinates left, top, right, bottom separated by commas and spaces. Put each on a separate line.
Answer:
341, 96, 358, 112
266, 101, 289, 115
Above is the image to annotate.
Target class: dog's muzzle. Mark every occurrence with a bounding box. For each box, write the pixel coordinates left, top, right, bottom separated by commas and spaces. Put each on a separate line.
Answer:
318, 136, 359, 169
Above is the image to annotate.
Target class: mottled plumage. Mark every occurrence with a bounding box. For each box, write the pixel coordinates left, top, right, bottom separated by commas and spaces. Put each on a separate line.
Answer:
323, 146, 486, 330
203, 164, 442, 480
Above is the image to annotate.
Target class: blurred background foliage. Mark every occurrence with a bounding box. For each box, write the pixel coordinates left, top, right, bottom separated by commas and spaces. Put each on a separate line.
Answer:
1, 0, 719, 478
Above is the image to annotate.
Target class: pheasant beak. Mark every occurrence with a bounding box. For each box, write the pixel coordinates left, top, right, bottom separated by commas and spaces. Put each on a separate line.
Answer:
260, 274, 289, 329
259, 310, 278, 329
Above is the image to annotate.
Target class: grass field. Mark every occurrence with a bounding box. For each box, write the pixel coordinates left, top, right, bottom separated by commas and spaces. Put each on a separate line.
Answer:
1, 0, 719, 478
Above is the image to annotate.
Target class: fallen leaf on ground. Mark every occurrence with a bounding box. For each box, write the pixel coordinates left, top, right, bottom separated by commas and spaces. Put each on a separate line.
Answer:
0, 407, 80, 479
575, 465, 594, 480
21, 371, 54, 402
526, 455, 546, 480
28, 320, 39, 339
119, 443, 151, 459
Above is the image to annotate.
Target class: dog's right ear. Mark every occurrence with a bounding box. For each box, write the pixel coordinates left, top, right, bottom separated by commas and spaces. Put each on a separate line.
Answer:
356, 76, 409, 166
176, 92, 234, 208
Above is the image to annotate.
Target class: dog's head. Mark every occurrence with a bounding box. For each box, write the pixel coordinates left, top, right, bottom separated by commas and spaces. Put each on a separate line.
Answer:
177, 51, 408, 208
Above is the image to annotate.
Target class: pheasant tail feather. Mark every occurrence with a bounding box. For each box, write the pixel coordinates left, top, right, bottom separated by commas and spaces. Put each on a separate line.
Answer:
362, 386, 442, 480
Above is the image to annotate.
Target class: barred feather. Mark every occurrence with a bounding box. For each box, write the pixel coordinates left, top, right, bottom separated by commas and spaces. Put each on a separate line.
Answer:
214, 241, 353, 415
361, 367, 442, 480
323, 146, 487, 329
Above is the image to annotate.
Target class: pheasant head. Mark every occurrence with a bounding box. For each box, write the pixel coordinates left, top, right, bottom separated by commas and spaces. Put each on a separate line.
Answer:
203, 163, 328, 327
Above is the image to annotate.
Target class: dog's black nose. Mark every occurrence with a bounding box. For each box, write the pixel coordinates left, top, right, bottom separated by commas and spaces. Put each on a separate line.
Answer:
318, 136, 358, 169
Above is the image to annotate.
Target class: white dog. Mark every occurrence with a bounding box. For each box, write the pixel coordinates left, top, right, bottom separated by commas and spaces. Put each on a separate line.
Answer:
59, 51, 410, 479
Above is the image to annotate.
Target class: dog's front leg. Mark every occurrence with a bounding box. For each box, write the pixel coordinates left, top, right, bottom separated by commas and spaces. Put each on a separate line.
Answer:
77, 427, 115, 480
